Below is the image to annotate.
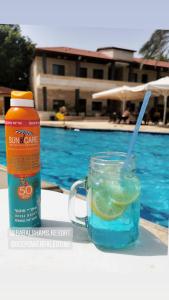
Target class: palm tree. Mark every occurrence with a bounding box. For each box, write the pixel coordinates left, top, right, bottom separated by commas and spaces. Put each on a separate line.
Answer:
139, 30, 169, 61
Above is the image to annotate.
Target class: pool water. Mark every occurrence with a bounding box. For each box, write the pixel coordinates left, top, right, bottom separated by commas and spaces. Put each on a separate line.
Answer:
0, 126, 169, 227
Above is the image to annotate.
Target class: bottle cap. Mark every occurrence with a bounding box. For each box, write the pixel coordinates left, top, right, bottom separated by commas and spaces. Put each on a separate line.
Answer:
10, 91, 34, 107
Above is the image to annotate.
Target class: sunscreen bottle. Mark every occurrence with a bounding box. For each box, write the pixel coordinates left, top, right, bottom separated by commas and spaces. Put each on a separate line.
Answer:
5, 91, 41, 227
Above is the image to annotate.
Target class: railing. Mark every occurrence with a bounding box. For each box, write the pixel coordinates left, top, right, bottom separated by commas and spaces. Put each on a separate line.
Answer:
36, 73, 139, 92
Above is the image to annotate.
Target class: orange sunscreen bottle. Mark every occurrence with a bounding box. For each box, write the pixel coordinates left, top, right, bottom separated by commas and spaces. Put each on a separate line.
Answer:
5, 91, 41, 227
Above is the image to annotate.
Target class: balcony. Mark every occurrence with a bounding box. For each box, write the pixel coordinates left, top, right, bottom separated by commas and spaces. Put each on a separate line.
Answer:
36, 73, 138, 92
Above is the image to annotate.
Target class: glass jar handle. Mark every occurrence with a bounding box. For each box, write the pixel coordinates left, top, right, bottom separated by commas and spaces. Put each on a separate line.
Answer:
68, 179, 87, 227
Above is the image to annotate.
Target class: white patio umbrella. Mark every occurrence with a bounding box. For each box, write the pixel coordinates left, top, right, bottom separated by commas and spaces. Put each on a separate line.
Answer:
93, 76, 169, 124
145, 76, 169, 124
92, 84, 152, 112
92, 84, 146, 101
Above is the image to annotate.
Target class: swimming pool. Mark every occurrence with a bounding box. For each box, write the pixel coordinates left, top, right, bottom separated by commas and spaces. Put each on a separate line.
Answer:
0, 126, 169, 227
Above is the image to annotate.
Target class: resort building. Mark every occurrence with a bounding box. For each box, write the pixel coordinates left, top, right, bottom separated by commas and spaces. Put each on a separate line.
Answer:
0, 86, 11, 117
31, 46, 169, 119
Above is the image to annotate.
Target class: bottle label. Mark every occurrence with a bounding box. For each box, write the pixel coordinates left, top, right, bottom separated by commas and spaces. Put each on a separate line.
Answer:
5, 120, 40, 176
8, 172, 41, 227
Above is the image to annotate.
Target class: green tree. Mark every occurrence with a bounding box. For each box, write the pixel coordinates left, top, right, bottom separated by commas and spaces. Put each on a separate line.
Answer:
139, 30, 169, 61
0, 24, 35, 90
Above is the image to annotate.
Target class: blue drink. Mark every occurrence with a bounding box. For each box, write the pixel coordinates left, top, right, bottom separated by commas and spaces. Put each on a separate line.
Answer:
87, 198, 140, 250
69, 152, 141, 250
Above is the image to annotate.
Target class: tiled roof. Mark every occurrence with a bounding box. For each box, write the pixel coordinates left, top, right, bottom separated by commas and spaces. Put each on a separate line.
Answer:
36, 47, 110, 60
36, 46, 169, 69
97, 46, 136, 52
134, 58, 169, 69
0, 86, 11, 95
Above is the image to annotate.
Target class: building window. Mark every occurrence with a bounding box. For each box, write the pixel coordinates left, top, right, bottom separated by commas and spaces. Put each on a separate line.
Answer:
53, 100, 65, 111
114, 67, 123, 80
78, 99, 86, 113
92, 101, 102, 111
93, 69, 104, 79
79, 67, 87, 78
131, 73, 138, 82
52, 64, 65, 76
167, 96, 169, 107
142, 74, 148, 83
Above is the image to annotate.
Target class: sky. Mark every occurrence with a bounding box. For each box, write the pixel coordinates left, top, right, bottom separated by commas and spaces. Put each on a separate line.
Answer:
1, 0, 169, 29
2, 0, 168, 57
20, 25, 154, 56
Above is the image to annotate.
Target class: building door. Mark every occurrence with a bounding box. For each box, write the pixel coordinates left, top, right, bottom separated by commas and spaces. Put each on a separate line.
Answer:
4, 97, 10, 114
107, 100, 113, 114
78, 99, 86, 114
92, 101, 102, 112
107, 100, 119, 114
53, 99, 65, 111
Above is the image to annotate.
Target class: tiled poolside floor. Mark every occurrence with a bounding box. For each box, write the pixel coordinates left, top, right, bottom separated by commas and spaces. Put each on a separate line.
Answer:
40, 120, 169, 134
1, 119, 169, 133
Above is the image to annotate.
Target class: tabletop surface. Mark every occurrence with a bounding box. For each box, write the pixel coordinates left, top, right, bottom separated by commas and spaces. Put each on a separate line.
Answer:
0, 189, 168, 299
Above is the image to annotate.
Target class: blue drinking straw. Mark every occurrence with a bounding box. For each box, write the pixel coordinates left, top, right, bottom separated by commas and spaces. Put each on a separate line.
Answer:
124, 90, 152, 168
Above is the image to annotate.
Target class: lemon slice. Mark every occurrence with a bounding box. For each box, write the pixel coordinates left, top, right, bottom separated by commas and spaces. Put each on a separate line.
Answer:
91, 190, 127, 221
110, 177, 141, 206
